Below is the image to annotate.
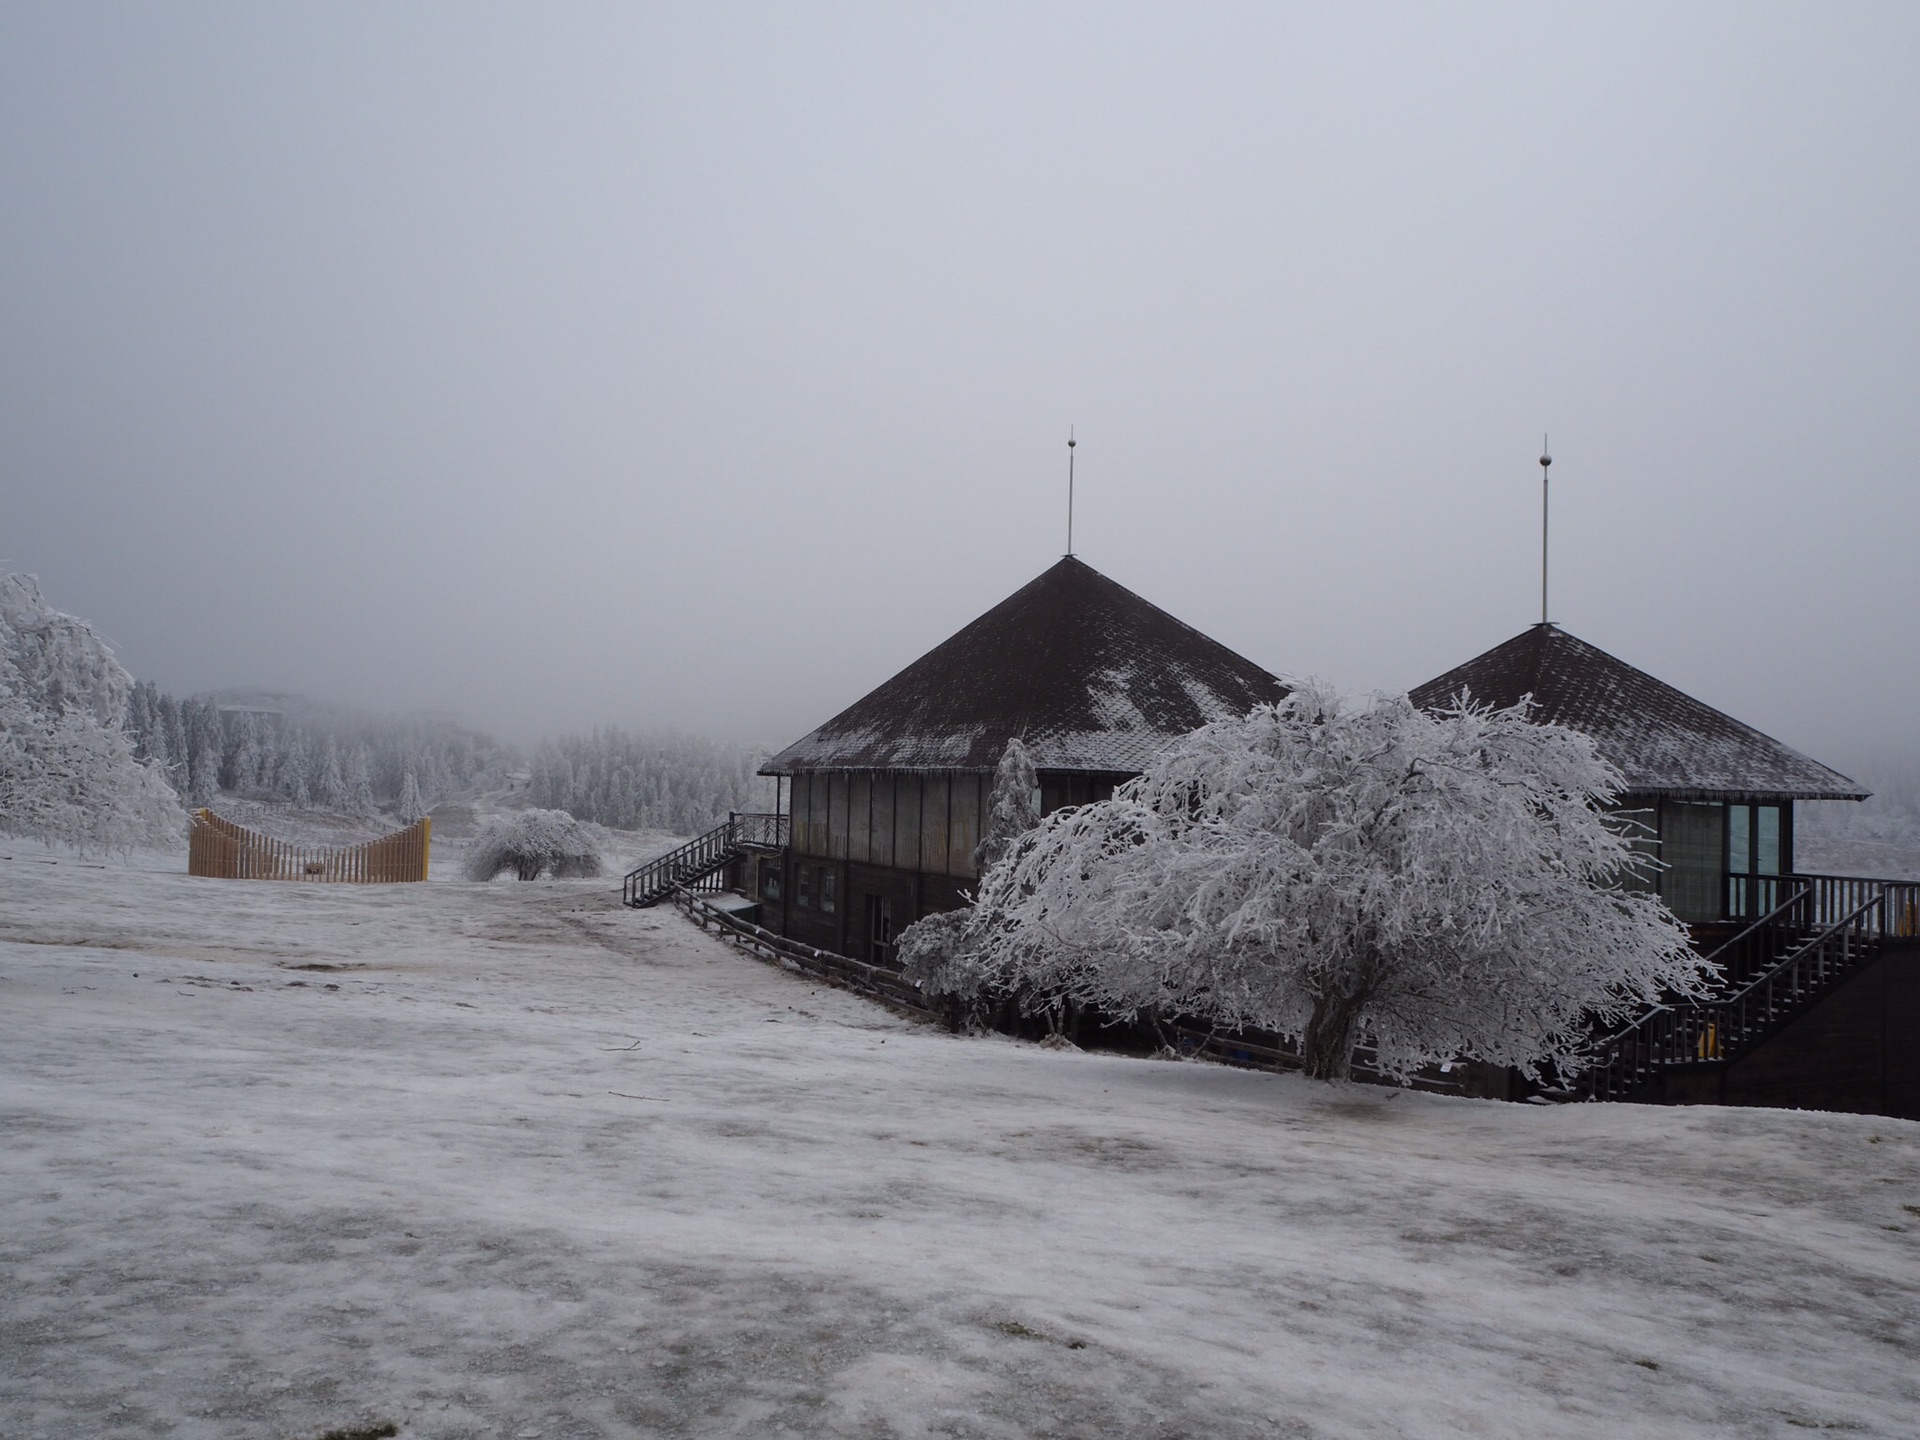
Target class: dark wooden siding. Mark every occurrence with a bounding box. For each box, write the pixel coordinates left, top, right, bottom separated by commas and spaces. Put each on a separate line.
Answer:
1039, 770, 1129, 816
1662, 938, 1920, 1120
920, 776, 949, 876
894, 775, 921, 873
770, 772, 992, 952
948, 773, 981, 878
783, 771, 988, 881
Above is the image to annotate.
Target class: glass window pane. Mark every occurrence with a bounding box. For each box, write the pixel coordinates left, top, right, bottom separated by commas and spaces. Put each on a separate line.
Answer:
1756, 806, 1781, 874
1661, 801, 1725, 923
1728, 804, 1751, 876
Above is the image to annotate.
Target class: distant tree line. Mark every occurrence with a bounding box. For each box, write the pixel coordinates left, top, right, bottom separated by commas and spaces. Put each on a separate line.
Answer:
527, 729, 768, 835
124, 682, 507, 819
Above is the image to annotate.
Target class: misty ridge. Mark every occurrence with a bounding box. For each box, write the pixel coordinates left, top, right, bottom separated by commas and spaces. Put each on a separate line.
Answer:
121, 676, 772, 846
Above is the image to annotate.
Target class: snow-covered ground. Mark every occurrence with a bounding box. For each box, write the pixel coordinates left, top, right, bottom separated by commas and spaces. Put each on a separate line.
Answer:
164, 792, 690, 884
3, 859, 1916, 1440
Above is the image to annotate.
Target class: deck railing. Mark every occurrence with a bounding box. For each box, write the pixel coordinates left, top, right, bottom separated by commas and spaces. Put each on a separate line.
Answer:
1579, 888, 1889, 1101
673, 888, 940, 1020
622, 812, 788, 907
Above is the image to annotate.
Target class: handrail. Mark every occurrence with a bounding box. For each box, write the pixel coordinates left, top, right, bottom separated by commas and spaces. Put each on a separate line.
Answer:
1775, 872, 1920, 938
1718, 892, 1880, 1015
1578, 890, 1884, 1100
621, 812, 789, 907
1699, 882, 1812, 993
673, 889, 940, 1020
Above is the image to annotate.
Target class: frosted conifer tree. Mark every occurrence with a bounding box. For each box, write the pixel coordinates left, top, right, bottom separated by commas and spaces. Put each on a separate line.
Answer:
397, 768, 427, 823
0, 573, 186, 852
316, 736, 346, 810
189, 727, 222, 807
160, 696, 188, 795
344, 744, 376, 815
974, 737, 1041, 873
904, 683, 1706, 1083
287, 733, 313, 807
225, 711, 262, 794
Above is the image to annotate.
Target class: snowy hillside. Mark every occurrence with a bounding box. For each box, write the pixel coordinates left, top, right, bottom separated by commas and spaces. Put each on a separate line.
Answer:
2, 859, 1915, 1439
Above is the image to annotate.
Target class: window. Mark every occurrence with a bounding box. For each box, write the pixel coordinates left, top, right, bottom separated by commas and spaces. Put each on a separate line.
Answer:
820, 868, 837, 915
1726, 803, 1785, 916
796, 865, 814, 909
867, 893, 895, 965
1755, 806, 1782, 875
760, 859, 782, 903
1661, 801, 1724, 923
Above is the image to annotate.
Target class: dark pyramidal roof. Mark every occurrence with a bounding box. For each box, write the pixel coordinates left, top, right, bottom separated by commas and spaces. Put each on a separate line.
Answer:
763, 556, 1289, 775
1409, 624, 1865, 802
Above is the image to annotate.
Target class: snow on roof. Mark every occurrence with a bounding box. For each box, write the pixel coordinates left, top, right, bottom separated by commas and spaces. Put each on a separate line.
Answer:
1409, 624, 1867, 802
762, 556, 1290, 775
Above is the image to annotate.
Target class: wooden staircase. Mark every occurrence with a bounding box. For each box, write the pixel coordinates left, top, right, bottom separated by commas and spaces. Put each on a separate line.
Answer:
622, 812, 787, 908
1571, 873, 1920, 1102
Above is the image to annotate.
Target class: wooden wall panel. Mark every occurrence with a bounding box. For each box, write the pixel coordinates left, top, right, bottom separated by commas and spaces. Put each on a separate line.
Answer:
870, 775, 895, 870
919, 775, 948, 877
809, 773, 829, 856
947, 773, 981, 878
894, 775, 921, 874
828, 773, 849, 861
1713, 941, 1920, 1121
848, 774, 871, 864
790, 774, 812, 856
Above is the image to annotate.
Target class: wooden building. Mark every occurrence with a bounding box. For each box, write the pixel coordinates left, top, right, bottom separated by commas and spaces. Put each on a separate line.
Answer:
1412, 624, 1919, 1119
750, 555, 1288, 962
1409, 623, 1866, 927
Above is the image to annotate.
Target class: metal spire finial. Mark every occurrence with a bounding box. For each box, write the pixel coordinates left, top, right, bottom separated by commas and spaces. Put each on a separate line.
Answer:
1539, 434, 1553, 625
1066, 427, 1077, 557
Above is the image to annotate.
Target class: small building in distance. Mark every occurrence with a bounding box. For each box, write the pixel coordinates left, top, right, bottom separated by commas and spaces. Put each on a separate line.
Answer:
1409, 623, 1867, 927
754, 555, 1290, 962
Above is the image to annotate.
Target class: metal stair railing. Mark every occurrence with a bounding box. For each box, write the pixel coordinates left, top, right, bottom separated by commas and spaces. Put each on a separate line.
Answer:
621, 812, 789, 908
1577, 891, 1884, 1101
1701, 881, 1815, 994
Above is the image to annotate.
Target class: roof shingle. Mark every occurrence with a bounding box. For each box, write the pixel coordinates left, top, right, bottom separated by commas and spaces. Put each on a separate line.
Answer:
763, 557, 1289, 775
1409, 624, 1865, 801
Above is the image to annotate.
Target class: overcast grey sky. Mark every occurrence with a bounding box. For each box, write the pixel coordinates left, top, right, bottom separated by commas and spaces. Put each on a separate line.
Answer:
3, 3, 1916, 763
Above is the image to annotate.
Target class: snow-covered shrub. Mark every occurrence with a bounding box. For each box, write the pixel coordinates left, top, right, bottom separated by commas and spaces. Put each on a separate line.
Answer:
0, 573, 186, 853
463, 808, 605, 881
902, 682, 1705, 1082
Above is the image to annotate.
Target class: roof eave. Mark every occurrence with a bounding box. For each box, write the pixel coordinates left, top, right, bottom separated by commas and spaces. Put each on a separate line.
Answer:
1623, 785, 1871, 804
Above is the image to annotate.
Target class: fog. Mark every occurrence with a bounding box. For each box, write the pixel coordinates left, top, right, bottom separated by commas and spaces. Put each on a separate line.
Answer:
3, 4, 1915, 769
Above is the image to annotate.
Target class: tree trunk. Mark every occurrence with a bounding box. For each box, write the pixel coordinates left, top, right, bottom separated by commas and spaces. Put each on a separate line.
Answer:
1301, 991, 1366, 1081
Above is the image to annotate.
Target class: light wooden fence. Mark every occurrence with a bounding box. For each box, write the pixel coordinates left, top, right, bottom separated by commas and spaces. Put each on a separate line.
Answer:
188, 809, 431, 883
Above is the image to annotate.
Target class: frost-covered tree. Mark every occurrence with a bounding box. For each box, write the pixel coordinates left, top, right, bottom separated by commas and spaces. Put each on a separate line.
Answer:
344, 743, 376, 815
286, 732, 314, 807
396, 768, 427, 823
0, 573, 186, 852
526, 728, 766, 833
463, 808, 605, 881
974, 737, 1040, 873
902, 683, 1706, 1082
223, 710, 262, 794
315, 736, 346, 810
